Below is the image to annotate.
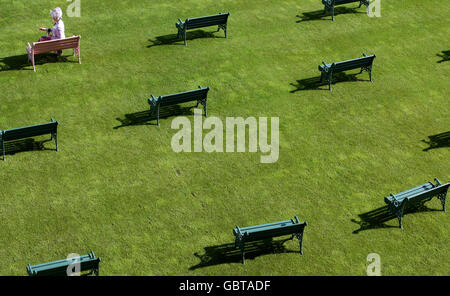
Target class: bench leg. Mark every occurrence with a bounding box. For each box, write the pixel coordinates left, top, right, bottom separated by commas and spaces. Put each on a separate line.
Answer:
438, 193, 447, 213
2, 140, 5, 161
183, 30, 187, 46
32, 53, 36, 72
240, 244, 245, 264
331, 6, 335, 21
368, 67, 372, 82
395, 203, 406, 229
327, 74, 332, 91
157, 105, 160, 126
54, 132, 58, 152
76, 47, 81, 64
296, 232, 304, 255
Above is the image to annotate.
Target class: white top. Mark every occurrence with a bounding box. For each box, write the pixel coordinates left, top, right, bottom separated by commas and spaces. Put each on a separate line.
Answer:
50, 19, 65, 39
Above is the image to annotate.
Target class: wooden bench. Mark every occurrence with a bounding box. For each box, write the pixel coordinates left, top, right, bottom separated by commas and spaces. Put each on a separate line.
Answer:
318, 53, 376, 91
233, 217, 307, 264
148, 86, 209, 126
384, 178, 449, 229
27, 251, 101, 276
1, 118, 58, 161
322, 0, 369, 21
176, 13, 230, 46
26, 35, 81, 72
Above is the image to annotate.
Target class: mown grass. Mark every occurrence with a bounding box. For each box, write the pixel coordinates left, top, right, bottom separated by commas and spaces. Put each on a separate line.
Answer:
0, 0, 448, 275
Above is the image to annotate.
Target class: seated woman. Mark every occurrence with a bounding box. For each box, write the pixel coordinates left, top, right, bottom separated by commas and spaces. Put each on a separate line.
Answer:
28, 7, 66, 55
39, 7, 65, 41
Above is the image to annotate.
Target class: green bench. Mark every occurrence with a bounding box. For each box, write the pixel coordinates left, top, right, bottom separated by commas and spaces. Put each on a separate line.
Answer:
148, 86, 209, 126
322, 0, 369, 21
27, 251, 101, 276
176, 13, 230, 46
318, 53, 376, 91
1, 118, 58, 161
384, 178, 449, 229
233, 217, 308, 264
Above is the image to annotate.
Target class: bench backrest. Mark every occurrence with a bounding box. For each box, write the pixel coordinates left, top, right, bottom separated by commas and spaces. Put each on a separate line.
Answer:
185, 13, 230, 29
385, 179, 450, 205
331, 55, 375, 72
234, 217, 307, 242
155, 87, 209, 107
27, 251, 100, 276
1, 120, 57, 142
32, 36, 80, 54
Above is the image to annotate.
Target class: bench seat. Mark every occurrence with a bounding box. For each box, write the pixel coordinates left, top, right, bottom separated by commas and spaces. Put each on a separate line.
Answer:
1, 118, 58, 161
26, 35, 81, 72
318, 53, 376, 90
233, 217, 307, 264
27, 251, 101, 276
384, 178, 449, 229
176, 13, 230, 46
148, 86, 209, 126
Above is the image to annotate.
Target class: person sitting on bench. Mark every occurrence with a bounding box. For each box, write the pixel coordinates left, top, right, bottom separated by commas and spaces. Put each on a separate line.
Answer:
28, 7, 66, 55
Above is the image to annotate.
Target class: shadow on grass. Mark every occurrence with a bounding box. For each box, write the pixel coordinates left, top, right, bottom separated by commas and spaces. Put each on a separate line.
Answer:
0, 138, 55, 158
189, 238, 298, 270
290, 72, 365, 92
436, 50, 449, 63
296, 7, 363, 22
147, 30, 222, 48
114, 105, 195, 129
351, 204, 442, 234
422, 131, 450, 151
0, 53, 74, 72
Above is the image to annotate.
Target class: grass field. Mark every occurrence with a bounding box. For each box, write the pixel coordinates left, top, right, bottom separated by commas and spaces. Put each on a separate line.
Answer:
0, 0, 449, 276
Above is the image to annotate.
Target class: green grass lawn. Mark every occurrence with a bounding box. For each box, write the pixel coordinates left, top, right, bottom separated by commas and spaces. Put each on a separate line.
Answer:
0, 0, 449, 275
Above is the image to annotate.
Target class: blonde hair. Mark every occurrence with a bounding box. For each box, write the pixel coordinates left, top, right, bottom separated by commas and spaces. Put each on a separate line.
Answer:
50, 7, 63, 20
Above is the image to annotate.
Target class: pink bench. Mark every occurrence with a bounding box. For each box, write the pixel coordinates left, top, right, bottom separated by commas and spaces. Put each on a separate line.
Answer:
26, 35, 81, 72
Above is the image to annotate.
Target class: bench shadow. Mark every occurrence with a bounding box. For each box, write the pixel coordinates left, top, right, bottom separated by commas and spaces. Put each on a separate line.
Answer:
0, 53, 75, 72
351, 204, 442, 234
147, 30, 222, 48
296, 7, 363, 22
189, 238, 298, 270
422, 131, 450, 151
436, 50, 450, 63
113, 105, 195, 129
290, 72, 365, 93
0, 138, 55, 157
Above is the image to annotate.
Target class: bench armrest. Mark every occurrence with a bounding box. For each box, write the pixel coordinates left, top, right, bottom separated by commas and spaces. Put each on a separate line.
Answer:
320, 61, 330, 72
148, 95, 158, 106
177, 18, 185, 28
